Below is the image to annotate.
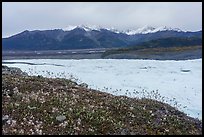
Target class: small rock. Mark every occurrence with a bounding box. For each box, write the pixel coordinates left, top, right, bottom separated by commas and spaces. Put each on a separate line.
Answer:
37, 75, 43, 78
2, 66, 28, 76
56, 115, 66, 122
79, 83, 88, 88
3, 115, 9, 121
4, 89, 14, 97
130, 131, 136, 135
2, 115, 9, 125
120, 129, 129, 135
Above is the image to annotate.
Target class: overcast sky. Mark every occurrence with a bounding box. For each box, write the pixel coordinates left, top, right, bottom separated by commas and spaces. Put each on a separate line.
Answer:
2, 2, 202, 38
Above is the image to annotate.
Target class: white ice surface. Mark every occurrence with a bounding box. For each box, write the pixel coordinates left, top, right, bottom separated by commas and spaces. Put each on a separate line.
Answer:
3, 59, 202, 119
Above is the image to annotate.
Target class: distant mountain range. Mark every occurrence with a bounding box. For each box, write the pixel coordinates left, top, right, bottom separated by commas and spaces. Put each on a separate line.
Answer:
2, 25, 202, 51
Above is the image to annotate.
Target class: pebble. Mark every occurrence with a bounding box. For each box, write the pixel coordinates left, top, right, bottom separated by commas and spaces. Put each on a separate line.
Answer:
56, 115, 66, 122
2, 115, 10, 125
79, 83, 88, 88
121, 129, 129, 135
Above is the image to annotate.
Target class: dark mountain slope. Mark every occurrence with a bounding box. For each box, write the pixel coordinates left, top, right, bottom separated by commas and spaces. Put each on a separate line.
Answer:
2, 27, 202, 51
102, 37, 202, 60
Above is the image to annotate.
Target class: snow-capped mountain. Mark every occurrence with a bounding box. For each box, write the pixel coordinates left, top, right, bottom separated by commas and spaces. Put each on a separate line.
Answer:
63, 25, 103, 32
63, 25, 126, 34
63, 25, 78, 31
62, 25, 187, 35
120, 26, 185, 35
151, 26, 184, 33
125, 26, 156, 35
3, 25, 202, 51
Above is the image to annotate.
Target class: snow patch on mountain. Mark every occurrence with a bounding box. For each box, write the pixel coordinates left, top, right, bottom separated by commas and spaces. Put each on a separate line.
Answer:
105, 27, 122, 34
125, 26, 156, 35
63, 25, 78, 31
63, 25, 102, 32
151, 26, 184, 33
124, 26, 186, 35
63, 25, 186, 35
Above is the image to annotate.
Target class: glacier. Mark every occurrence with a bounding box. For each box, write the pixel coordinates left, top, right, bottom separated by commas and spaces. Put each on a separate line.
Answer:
3, 59, 202, 120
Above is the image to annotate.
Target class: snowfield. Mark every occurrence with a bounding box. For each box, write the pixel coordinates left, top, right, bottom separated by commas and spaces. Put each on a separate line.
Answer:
3, 59, 202, 120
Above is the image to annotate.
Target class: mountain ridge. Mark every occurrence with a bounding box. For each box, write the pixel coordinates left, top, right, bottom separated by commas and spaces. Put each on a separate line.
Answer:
2, 25, 202, 51
62, 25, 198, 35
101, 37, 202, 60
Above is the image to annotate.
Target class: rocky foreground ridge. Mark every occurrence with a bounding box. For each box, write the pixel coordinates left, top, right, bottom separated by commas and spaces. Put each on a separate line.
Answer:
2, 66, 202, 135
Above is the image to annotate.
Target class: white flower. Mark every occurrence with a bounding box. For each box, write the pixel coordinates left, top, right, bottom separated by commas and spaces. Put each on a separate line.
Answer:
129, 107, 134, 110
13, 87, 19, 94
11, 120, 17, 126
6, 119, 11, 125
38, 129, 42, 135
19, 129, 24, 134
77, 118, 81, 125
23, 118, 27, 121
